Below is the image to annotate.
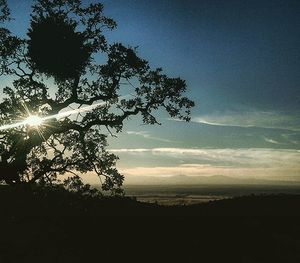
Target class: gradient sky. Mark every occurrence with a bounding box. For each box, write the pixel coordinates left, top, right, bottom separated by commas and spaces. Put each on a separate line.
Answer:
2, 0, 300, 183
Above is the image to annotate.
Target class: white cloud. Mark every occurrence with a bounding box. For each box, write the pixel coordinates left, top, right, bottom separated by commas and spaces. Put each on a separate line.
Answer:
191, 117, 252, 128
263, 137, 280, 144
76, 147, 300, 184
121, 165, 300, 180
111, 147, 300, 169
281, 133, 300, 145
126, 131, 174, 143
171, 110, 300, 131
112, 148, 150, 153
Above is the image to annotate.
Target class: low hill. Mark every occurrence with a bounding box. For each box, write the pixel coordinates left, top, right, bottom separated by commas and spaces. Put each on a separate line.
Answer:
1, 184, 300, 216
1, 185, 300, 263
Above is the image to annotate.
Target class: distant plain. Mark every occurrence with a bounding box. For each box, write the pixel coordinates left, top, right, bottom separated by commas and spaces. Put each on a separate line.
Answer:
123, 184, 300, 205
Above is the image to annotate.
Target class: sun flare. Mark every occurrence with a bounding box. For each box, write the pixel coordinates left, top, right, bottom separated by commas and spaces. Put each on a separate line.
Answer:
0, 101, 107, 131
24, 115, 44, 127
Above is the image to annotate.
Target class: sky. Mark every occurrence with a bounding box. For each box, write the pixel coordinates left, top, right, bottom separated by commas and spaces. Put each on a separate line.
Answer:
2, 0, 300, 183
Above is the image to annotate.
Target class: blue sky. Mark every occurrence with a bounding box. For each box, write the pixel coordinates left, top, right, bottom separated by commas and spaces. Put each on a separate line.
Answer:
2, 0, 300, 183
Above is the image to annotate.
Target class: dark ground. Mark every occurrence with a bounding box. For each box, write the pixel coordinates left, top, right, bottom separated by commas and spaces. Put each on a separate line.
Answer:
0, 185, 300, 263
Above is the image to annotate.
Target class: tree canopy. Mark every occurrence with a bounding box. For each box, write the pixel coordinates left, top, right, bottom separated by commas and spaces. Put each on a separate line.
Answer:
0, 0, 194, 194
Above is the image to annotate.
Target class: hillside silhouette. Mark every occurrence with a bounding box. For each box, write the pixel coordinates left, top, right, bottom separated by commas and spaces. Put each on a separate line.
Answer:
0, 185, 300, 262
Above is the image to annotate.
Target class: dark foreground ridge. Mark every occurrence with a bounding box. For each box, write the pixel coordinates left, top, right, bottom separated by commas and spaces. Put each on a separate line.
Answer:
0, 185, 300, 262
1, 184, 300, 216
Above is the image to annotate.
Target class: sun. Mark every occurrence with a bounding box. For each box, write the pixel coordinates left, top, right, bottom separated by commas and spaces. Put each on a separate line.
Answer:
24, 115, 44, 127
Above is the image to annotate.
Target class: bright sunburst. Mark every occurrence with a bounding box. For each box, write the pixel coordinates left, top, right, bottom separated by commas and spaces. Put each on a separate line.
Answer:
24, 115, 44, 127
0, 101, 107, 131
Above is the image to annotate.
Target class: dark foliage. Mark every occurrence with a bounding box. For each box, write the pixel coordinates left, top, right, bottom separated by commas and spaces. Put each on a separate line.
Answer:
27, 14, 91, 80
0, 0, 194, 193
0, 0, 9, 22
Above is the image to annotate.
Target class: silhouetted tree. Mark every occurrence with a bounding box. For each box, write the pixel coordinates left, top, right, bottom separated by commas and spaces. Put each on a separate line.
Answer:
0, 0, 194, 194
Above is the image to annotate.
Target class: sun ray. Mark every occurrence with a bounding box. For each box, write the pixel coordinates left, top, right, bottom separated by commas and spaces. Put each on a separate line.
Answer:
0, 101, 106, 132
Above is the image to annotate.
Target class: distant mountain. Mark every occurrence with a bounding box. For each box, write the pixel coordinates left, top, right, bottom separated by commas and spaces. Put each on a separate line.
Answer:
123, 174, 299, 186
